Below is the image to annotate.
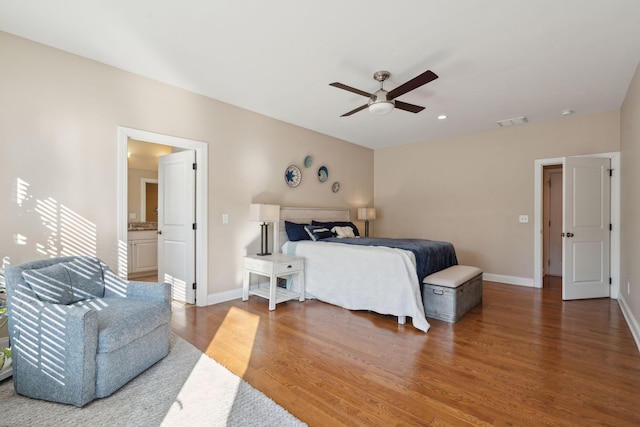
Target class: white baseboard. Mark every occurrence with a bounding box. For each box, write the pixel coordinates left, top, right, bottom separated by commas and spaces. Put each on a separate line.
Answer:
617, 295, 640, 353
206, 288, 243, 306
483, 273, 536, 288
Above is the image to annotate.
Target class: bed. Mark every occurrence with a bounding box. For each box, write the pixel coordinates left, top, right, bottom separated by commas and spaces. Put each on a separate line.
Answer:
275, 207, 458, 332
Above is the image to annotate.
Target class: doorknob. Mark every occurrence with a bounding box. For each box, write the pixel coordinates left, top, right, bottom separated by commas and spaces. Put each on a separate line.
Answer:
566, 232, 574, 238
157, 230, 162, 235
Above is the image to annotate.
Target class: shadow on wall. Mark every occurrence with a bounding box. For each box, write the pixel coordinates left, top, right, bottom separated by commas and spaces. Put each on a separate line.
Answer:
13, 177, 98, 260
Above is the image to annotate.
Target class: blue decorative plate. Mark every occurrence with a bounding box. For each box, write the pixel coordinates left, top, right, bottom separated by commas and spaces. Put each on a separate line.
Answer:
318, 166, 328, 182
285, 165, 302, 187
304, 155, 313, 168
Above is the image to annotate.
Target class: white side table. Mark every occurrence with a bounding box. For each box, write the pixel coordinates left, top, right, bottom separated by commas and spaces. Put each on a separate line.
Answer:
242, 254, 305, 310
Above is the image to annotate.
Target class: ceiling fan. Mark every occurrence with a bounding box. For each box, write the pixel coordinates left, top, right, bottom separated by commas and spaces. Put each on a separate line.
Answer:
330, 69, 438, 117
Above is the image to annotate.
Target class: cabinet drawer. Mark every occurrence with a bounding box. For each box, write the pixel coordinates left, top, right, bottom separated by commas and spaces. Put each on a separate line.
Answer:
244, 257, 272, 273
275, 259, 303, 275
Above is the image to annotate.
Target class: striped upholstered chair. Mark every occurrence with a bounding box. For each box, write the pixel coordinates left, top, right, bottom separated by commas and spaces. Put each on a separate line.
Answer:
5, 256, 171, 407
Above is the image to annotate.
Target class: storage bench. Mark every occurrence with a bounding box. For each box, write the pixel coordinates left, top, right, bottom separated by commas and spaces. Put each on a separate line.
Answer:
422, 265, 483, 323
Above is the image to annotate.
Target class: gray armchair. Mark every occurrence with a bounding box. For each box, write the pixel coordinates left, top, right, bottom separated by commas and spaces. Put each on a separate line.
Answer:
5, 256, 171, 407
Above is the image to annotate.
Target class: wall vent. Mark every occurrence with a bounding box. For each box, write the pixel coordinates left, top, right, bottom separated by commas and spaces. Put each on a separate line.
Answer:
497, 116, 528, 127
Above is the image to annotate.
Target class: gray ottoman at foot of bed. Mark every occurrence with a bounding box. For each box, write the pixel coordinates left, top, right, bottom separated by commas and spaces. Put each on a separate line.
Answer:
422, 265, 483, 323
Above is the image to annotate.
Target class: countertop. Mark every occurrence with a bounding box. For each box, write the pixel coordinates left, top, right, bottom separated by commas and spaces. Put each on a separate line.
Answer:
128, 222, 158, 231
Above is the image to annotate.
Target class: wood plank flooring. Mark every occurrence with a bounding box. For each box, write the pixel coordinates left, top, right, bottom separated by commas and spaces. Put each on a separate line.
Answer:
171, 278, 640, 426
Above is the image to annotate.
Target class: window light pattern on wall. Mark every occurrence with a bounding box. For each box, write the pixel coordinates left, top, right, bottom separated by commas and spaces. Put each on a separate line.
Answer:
15, 178, 97, 259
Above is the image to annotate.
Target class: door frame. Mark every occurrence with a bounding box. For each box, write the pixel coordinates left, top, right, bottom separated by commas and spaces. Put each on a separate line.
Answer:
117, 126, 208, 306
533, 152, 620, 298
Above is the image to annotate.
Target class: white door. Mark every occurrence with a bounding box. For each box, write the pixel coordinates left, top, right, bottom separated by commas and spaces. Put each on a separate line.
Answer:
562, 156, 610, 300
158, 150, 196, 304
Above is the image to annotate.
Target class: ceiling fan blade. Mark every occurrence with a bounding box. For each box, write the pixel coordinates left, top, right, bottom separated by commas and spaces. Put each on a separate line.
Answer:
387, 70, 438, 100
330, 82, 372, 98
394, 100, 425, 113
341, 104, 368, 117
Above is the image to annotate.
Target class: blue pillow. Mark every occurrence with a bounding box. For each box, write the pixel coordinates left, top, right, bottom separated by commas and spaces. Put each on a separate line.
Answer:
304, 225, 335, 241
312, 220, 360, 237
285, 221, 311, 241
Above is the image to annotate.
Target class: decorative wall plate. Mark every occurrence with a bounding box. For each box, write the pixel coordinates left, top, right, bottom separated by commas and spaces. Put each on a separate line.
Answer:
285, 165, 302, 187
332, 182, 340, 193
304, 155, 313, 168
318, 166, 328, 183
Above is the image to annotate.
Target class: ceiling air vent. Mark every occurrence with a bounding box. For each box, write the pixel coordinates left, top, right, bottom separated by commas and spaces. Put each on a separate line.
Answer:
497, 116, 528, 127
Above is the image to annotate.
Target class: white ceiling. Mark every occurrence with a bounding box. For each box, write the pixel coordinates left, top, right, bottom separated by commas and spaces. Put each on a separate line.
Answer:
2, 0, 640, 150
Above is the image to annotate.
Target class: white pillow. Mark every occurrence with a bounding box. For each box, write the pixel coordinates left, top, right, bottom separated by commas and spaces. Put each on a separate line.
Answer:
332, 226, 355, 238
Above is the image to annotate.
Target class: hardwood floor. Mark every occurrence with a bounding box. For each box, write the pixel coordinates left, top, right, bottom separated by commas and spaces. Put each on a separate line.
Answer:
171, 278, 640, 426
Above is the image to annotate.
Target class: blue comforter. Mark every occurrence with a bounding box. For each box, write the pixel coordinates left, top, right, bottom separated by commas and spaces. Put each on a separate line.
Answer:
322, 237, 458, 282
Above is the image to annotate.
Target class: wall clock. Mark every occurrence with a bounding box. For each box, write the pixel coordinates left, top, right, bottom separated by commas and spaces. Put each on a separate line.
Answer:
332, 182, 340, 193
285, 165, 302, 187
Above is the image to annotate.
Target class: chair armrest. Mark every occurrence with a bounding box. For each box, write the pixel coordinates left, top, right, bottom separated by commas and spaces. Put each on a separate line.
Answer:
9, 299, 99, 407
126, 281, 171, 304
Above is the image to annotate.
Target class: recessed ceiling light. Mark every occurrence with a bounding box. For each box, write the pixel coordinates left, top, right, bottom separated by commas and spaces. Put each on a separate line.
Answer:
561, 109, 574, 116
437, 115, 448, 120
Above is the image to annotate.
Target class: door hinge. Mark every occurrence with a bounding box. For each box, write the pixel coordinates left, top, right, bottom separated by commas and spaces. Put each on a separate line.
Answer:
193, 163, 197, 170
192, 223, 197, 230
609, 277, 612, 285
608, 168, 613, 177
610, 223, 613, 231
192, 282, 197, 290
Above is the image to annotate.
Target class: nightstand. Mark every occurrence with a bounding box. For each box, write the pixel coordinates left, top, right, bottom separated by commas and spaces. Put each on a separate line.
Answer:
242, 254, 305, 310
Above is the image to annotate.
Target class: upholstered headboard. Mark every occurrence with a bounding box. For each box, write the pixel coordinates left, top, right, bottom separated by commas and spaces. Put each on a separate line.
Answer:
275, 207, 351, 252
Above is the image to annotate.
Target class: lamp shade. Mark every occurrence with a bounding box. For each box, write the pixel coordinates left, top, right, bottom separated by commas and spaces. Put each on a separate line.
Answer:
249, 204, 280, 222
358, 207, 377, 220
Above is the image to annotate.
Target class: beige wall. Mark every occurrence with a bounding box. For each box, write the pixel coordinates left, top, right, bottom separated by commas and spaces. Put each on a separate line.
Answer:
374, 111, 620, 280
0, 32, 373, 296
620, 61, 640, 336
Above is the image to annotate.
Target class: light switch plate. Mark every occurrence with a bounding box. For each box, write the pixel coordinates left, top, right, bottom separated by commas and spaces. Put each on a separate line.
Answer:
129, 213, 137, 219
519, 215, 529, 223
222, 214, 229, 224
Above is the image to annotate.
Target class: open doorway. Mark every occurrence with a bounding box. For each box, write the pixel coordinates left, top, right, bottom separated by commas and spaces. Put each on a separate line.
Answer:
117, 127, 209, 306
126, 140, 170, 282
143, 180, 158, 223
534, 152, 620, 299
542, 165, 563, 282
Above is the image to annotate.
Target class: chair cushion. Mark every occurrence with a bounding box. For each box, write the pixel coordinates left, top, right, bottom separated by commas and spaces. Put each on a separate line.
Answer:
73, 297, 171, 353
22, 258, 104, 304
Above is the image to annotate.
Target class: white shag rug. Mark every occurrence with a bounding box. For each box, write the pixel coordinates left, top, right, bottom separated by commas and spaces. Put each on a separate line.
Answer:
0, 335, 306, 427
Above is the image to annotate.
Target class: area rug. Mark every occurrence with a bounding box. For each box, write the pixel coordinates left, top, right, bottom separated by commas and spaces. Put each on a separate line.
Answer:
0, 335, 306, 426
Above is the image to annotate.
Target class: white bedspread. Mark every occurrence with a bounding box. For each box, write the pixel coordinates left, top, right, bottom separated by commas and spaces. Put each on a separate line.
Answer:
283, 240, 430, 332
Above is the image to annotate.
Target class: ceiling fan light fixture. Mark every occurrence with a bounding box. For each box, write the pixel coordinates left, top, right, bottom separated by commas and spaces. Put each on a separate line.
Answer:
368, 100, 394, 115
331, 69, 438, 117
368, 89, 395, 115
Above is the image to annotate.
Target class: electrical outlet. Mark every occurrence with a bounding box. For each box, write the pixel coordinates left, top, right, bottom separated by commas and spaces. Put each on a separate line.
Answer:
222, 214, 229, 224
518, 215, 529, 223
129, 213, 136, 219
